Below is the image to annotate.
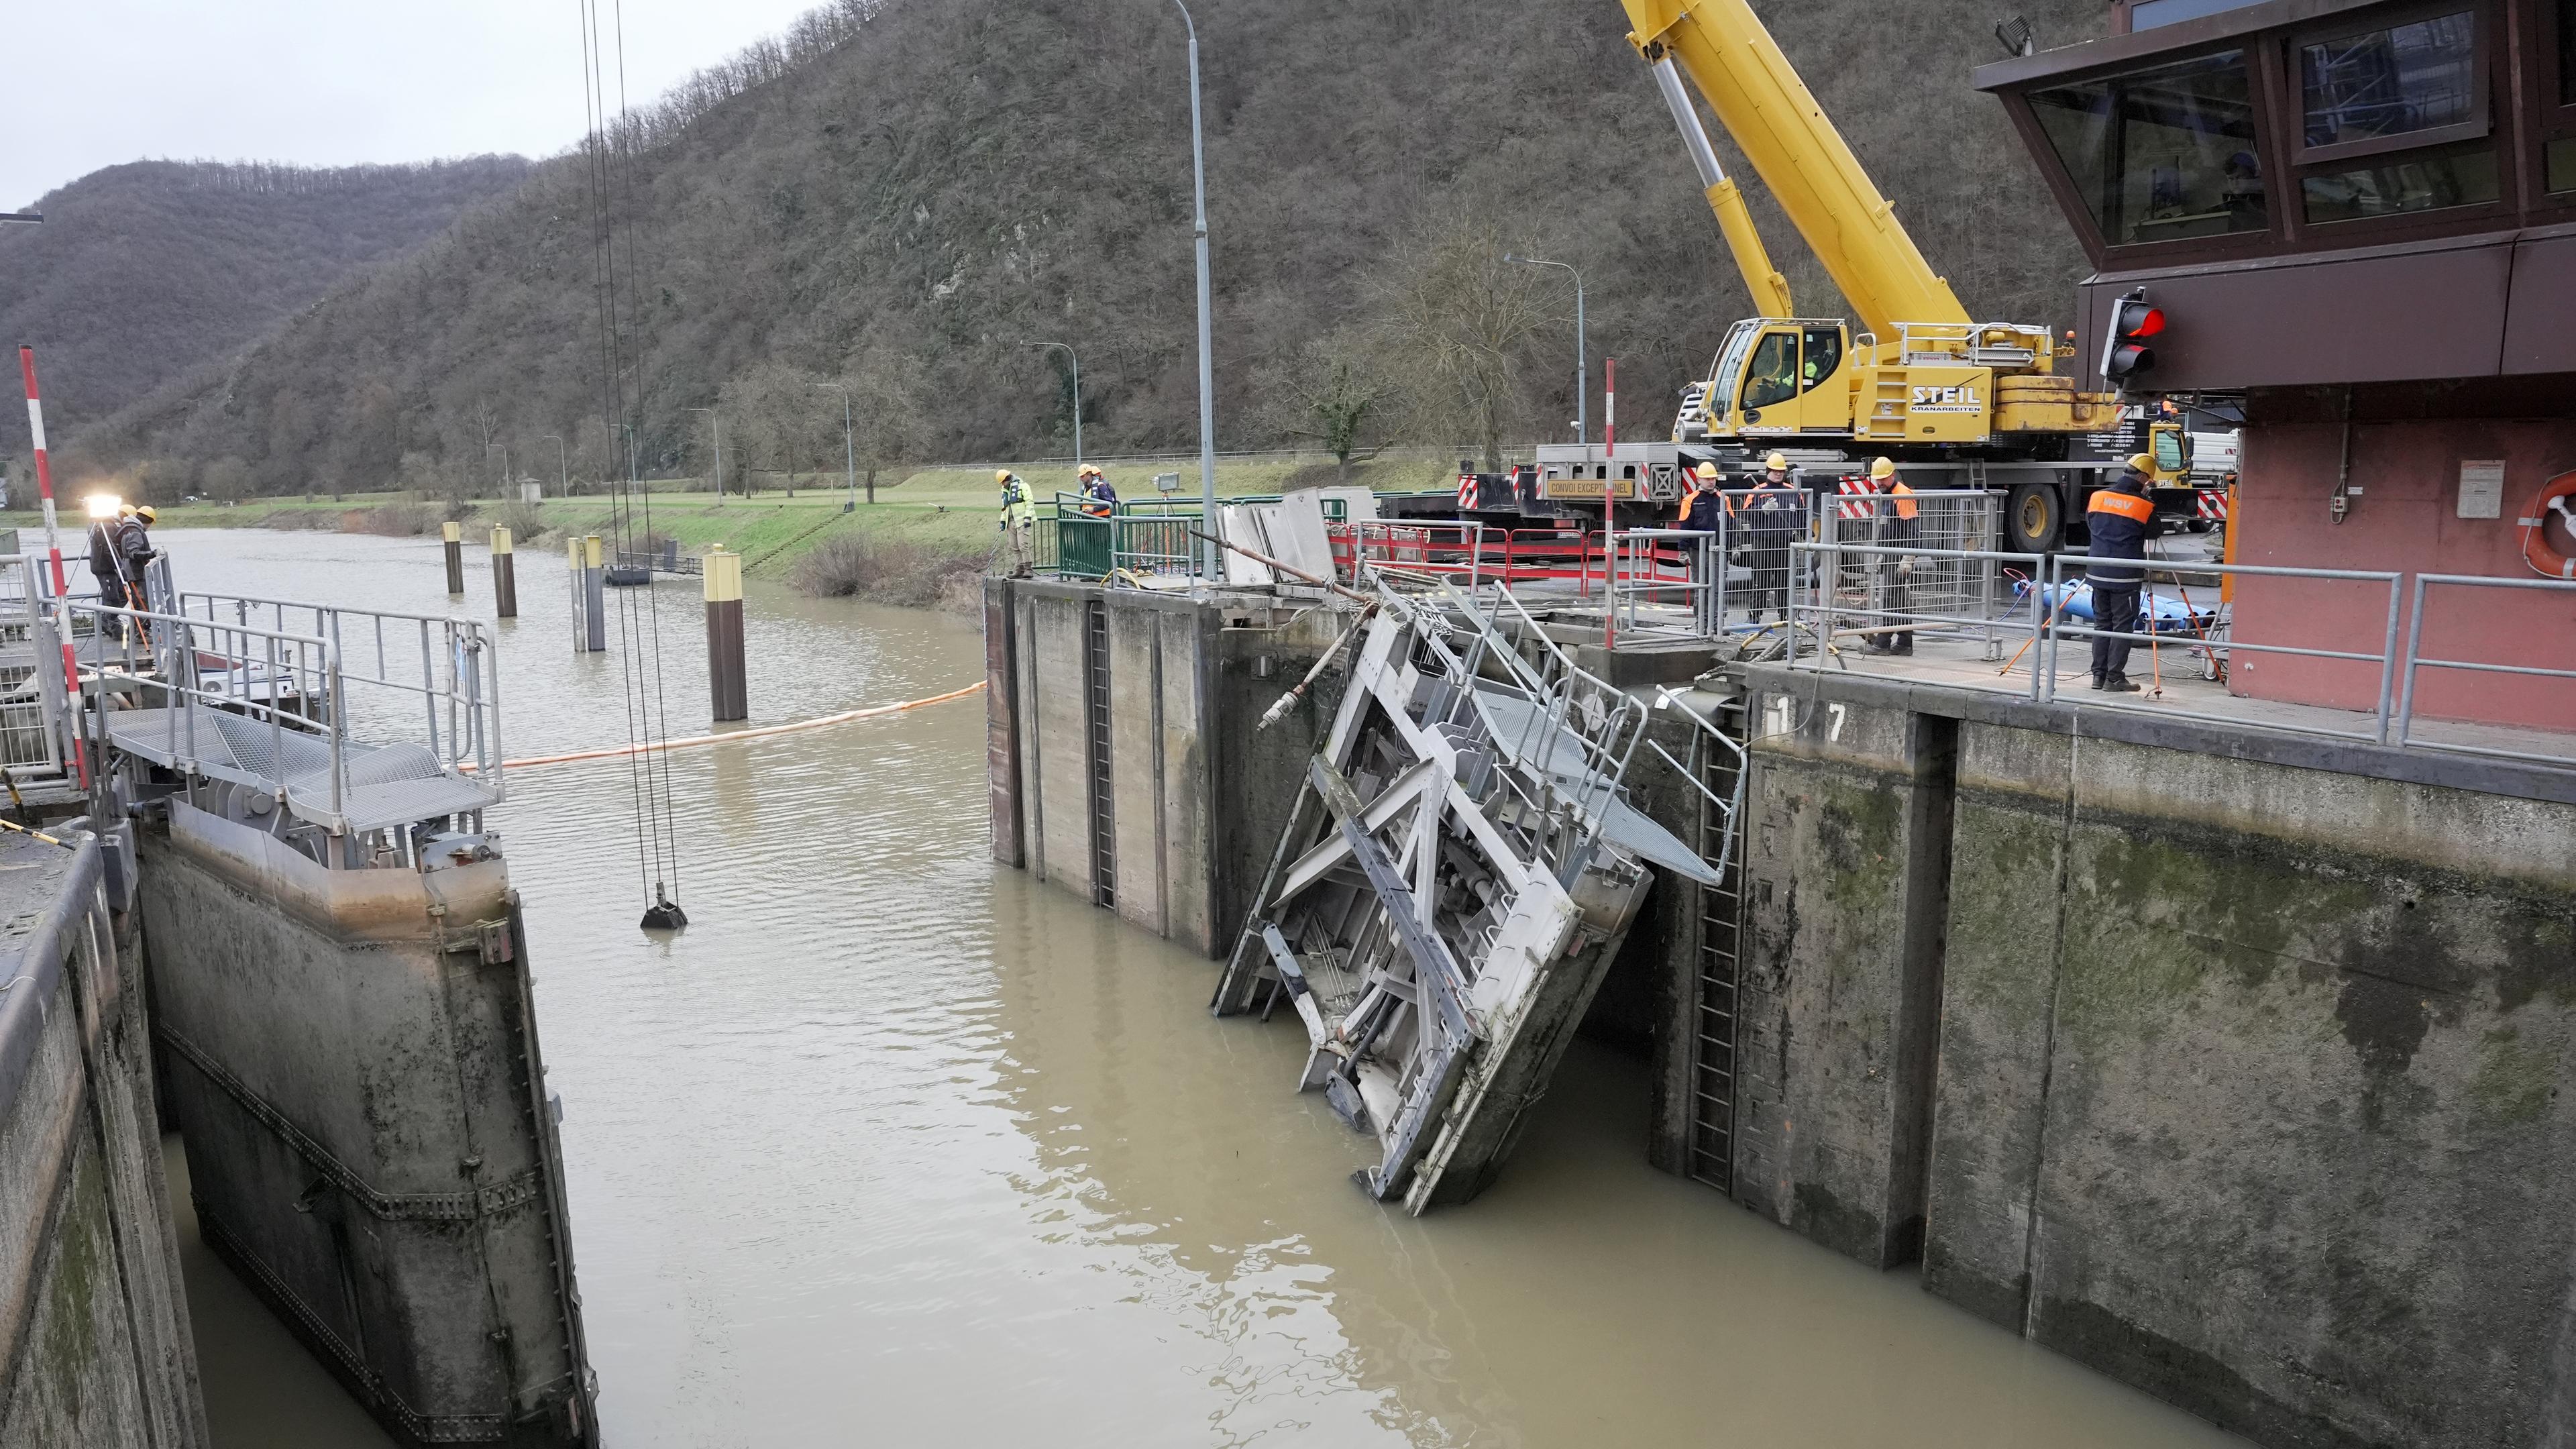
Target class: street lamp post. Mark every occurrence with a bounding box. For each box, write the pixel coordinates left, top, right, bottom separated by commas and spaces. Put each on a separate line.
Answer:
486, 443, 510, 498
810, 384, 857, 511
682, 409, 721, 500
1172, 0, 1219, 579
1505, 254, 1586, 448
539, 434, 568, 500
1022, 341, 1082, 470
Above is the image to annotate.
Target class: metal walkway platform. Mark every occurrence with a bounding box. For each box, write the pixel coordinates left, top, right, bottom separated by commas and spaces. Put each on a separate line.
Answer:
103, 704, 496, 835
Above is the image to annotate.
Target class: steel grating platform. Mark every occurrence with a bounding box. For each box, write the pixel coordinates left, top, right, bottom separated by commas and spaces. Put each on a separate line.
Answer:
103, 704, 495, 834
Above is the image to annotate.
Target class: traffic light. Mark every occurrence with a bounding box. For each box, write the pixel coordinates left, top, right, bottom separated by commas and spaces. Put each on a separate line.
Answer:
2098, 288, 2165, 386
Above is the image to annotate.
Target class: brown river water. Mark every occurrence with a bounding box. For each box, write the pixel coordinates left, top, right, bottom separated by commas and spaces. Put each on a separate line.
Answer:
144, 527, 2248, 1448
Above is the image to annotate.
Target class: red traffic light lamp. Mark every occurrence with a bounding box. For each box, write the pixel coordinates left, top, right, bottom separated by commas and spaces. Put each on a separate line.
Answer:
2099, 288, 2165, 387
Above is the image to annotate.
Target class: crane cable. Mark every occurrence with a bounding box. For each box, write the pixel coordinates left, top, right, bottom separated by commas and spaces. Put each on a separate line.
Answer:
576, 0, 686, 928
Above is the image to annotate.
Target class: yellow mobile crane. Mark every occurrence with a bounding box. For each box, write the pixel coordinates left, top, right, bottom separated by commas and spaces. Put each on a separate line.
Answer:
1623, 0, 2182, 545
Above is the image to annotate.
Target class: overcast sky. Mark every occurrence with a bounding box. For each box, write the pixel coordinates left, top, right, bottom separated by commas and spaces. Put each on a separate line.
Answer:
5, 0, 828, 209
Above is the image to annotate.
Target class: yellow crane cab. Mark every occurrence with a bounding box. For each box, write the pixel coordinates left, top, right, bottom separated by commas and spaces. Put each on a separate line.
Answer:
1686, 318, 1852, 441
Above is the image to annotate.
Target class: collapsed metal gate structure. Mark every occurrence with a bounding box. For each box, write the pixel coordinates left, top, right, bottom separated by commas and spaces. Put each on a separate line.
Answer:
1215, 580, 1733, 1213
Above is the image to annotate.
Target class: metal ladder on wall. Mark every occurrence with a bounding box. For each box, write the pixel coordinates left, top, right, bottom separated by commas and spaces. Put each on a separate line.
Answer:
1646, 688, 1750, 1195
1083, 599, 1116, 908
1688, 698, 1749, 1193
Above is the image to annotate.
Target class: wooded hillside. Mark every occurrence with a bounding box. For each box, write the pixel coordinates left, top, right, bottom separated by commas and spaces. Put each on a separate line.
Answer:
0, 158, 531, 462
52, 0, 2110, 498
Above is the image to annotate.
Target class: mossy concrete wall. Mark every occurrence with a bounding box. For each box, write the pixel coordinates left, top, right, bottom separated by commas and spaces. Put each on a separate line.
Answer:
1927, 722, 2576, 1448
0, 835, 207, 1449
1733, 689, 1955, 1268
991, 579, 1341, 959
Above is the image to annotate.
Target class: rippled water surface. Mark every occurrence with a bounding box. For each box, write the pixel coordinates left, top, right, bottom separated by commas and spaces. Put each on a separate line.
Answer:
154, 528, 2248, 1448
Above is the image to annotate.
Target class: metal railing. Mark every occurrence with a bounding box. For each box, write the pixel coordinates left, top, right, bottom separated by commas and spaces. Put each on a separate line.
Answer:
1782, 539, 2422, 747
68, 599, 350, 826
1611, 529, 1721, 637
2396, 574, 2576, 766
1419, 580, 1646, 836
175, 591, 505, 797
1336, 521, 1488, 592
2035, 555, 2402, 742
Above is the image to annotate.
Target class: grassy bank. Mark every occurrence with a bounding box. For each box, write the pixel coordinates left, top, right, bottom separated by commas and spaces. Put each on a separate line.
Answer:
1, 453, 1463, 608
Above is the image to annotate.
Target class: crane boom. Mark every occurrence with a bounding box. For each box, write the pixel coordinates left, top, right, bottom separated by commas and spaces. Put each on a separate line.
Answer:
1648, 57, 1794, 320
1623, 0, 1970, 339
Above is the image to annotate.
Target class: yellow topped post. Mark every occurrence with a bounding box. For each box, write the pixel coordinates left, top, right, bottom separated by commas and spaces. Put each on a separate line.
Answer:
702, 547, 747, 722
440, 519, 465, 594
489, 525, 518, 618
700, 546, 743, 604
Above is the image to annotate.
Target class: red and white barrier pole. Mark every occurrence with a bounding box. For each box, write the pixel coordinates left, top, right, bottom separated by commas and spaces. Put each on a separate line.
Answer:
19, 345, 89, 788
1603, 358, 1616, 647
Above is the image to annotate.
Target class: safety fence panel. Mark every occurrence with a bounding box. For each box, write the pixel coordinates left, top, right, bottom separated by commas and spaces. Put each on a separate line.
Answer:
1329, 522, 1487, 590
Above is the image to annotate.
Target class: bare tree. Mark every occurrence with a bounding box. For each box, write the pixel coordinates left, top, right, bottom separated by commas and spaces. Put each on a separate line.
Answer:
1253, 331, 1404, 484
835, 344, 928, 504
1373, 202, 1558, 472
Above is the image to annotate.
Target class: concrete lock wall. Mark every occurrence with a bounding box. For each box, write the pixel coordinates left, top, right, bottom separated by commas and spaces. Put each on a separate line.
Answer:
140, 805, 594, 1447
987, 579, 1342, 959
1728, 666, 2576, 1448
0, 834, 208, 1449
1731, 691, 1953, 1267
1929, 722, 2576, 1449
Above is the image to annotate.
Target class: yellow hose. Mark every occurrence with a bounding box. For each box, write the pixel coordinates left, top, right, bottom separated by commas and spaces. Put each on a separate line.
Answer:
463, 681, 985, 774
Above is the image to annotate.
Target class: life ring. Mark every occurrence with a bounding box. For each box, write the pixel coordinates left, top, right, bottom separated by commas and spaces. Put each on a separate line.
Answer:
2522, 469, 2576, 580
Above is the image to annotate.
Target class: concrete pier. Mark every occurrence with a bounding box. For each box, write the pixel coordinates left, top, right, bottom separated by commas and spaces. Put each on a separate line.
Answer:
985, 572, 2576, 1448
1, 830, 209, 1448
982, 578, 1344, 956
140, 802, 596, 1445
1707, 666, 2576, 1448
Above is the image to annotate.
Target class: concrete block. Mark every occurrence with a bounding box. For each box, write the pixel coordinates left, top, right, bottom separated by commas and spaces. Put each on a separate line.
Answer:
1925, 722, 2576, 1448
1735, 688, 1953, 1268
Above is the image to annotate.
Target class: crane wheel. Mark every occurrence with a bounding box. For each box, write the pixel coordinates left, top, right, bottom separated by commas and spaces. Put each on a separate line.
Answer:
2006, 481, 2063, 555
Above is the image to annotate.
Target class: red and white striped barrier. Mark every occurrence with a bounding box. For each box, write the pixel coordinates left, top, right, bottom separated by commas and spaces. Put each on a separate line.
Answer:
2196, 489, 2230, 521
17, 346, 87, 787
1834, 476, 1884, 521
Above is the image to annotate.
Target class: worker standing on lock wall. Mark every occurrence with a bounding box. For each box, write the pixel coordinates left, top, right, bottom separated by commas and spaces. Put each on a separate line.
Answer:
998, 470, 1035, 579
1676, 462, 1724, 533
1077, 463, 1117, 518
1866, 458, 1919, 655
1733, 452, 1799, 625
2084, 455, 2163, 692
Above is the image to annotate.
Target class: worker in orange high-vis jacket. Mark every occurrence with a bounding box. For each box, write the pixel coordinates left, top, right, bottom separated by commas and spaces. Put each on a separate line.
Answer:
1676, 462, 1724, 533
2084, 455, 2165, 692
1865, 458, 1919, 655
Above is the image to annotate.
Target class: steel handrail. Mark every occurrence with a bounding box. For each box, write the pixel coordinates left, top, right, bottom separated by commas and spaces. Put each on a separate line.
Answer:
64, 600, 348, 826
2396, 573, 2576, 765
2040, 554, 2403, 741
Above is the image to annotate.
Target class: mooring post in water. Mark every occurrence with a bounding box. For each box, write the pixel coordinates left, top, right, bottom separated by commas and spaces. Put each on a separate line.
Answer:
441, 519, 466, 594
490, 526, 519, 619
566, 537, 588, 651
704, 545, 747, 722
584, 534, 607, 653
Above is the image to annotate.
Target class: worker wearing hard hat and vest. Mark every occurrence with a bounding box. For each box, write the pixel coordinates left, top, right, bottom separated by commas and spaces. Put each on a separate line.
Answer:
1865, 458, 1919, 655
2084, 455, 2164, 692
998, 470, 1035, 578
1076, 463, 1116, 519
1733, 452, 1799, 625
1676, 462, 1723, 533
